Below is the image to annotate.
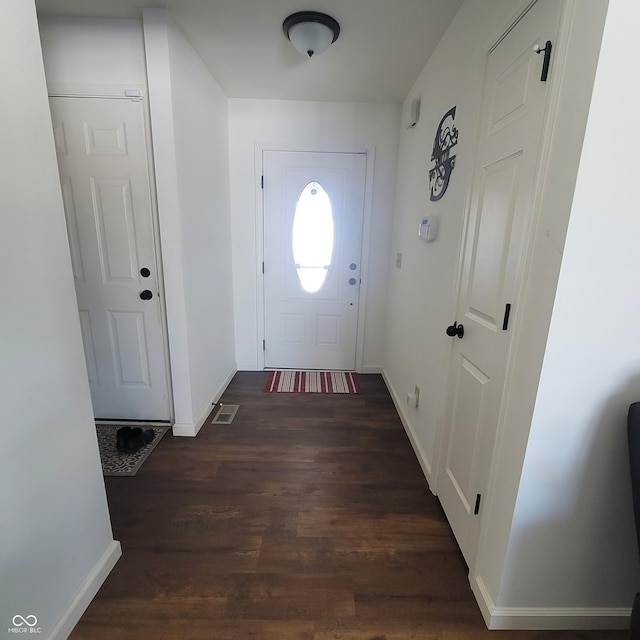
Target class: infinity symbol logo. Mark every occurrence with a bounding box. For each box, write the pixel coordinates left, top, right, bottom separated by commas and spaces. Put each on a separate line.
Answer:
12, 615, 38, 627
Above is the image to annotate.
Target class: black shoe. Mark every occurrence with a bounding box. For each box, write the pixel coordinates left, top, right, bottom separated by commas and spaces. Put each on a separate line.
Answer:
116, 426, 147, 452
116, 427, 132, 451
122, 433, 145, 453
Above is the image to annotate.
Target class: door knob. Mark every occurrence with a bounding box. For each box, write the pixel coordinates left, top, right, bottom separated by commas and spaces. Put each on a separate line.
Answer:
446, 321, 464, 339
139, 289, 153, 300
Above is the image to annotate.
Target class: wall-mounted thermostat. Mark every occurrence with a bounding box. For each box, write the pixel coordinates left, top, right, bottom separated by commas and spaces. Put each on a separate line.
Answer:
418, 216, 439, 242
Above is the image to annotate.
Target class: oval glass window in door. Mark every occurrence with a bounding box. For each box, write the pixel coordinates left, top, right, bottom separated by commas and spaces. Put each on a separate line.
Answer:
292, 181, 334, 293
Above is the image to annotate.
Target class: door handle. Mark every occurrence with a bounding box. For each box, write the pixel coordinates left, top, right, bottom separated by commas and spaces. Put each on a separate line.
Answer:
139, 290, 153, 300
446, 321, 464, 339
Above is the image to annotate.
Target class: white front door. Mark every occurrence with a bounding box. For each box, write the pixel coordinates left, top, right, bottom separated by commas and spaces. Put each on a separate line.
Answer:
49, 96, 170, 421
436, 0, 562, 566
263, 151, 366, 370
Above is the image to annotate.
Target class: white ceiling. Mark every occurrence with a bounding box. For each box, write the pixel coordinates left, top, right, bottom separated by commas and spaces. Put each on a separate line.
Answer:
34, 0, 463, 103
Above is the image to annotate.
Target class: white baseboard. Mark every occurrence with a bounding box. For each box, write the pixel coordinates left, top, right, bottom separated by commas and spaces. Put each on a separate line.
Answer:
171, 422, 197, 437
359, 365, 382, 374
171, 418, 198, 438
172, 364, 237, 437
472, 575, 631, 630
236, 361, 259, 371
48, 540, 121, 640
381, 368, 433, 489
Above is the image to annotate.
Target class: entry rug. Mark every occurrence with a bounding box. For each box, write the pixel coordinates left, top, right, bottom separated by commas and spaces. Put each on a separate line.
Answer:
265, 370, 360, 394
96, 424, 170, 476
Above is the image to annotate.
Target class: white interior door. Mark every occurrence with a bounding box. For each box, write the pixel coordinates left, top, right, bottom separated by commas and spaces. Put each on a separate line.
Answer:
436, 0, 562, 566
49, 96, 170, 421
263, 151, 366, 370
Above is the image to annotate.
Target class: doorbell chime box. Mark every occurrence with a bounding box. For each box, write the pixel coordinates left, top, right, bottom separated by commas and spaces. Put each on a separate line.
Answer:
418, 216, 439, 242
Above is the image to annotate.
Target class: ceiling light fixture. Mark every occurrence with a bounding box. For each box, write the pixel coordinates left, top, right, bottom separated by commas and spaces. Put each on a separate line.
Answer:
282, 11, 340, 58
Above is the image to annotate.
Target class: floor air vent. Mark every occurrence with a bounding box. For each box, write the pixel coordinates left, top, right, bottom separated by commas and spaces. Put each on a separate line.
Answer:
211, 404, 239, 425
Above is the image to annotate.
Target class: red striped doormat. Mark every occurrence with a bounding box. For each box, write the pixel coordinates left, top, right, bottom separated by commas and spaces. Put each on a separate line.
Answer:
264, 370, 360, 394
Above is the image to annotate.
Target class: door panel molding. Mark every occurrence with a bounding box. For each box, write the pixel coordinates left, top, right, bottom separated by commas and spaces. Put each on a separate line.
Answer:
50, 94, 171, 420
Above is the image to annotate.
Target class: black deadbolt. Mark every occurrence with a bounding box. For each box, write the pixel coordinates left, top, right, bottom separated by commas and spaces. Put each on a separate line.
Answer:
139, 290, 153, 300
140, 267, 151, 278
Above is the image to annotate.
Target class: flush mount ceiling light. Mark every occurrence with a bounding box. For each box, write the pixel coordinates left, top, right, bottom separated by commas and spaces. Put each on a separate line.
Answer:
282, 11, 340, 58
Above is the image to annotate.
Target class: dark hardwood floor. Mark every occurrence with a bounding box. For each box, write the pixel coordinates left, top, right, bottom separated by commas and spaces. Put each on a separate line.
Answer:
71, 372, 628, 639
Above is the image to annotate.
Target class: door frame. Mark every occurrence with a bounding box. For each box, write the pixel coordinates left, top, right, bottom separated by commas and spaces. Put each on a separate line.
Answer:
255, 142, 376, 372
432, 0, 573, 561
47, 82, 174, 423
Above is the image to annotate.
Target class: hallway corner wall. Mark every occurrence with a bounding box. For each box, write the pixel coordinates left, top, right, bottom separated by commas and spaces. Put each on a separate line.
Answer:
143, 8, 236, 435
1, 3, 119, 636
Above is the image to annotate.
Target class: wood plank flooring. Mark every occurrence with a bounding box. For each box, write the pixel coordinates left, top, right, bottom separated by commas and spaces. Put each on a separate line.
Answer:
71, 372, 628, 639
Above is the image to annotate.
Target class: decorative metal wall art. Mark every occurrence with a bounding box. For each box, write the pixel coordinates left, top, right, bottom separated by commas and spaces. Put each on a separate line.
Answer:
429, 106, 459, 202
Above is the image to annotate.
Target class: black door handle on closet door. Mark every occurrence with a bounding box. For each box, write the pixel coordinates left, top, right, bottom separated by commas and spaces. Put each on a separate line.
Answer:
446, 322, 464, 339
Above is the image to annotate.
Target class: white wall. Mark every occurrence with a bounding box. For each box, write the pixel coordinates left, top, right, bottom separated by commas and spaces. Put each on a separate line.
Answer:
38, 14, 147, 87
228, 99, 400, 372
165, 13, 236, 425
0, 3, 119, 638
144, 8, 236, 435
497, 0, 640, 615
